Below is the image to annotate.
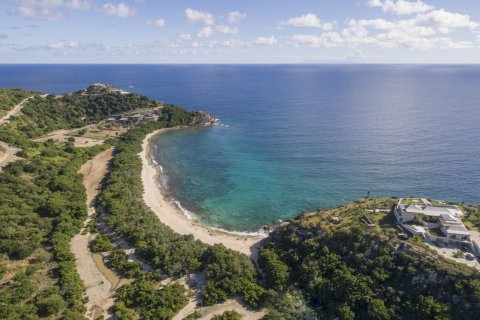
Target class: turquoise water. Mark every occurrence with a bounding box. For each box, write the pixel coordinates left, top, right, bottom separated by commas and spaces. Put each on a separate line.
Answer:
1, 64, 479, 231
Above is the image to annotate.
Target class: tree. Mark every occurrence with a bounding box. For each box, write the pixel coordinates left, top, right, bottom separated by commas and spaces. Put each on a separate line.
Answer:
258, 248, 289, 291
34, 286, 65, 317
367, 298, 390, 320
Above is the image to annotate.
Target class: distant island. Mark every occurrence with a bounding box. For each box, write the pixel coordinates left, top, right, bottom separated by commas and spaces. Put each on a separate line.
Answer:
0, 84, 479, 320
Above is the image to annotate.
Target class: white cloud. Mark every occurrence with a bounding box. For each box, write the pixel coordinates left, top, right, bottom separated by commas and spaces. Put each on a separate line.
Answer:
185, 8, 214, 25
48, 40, 79, 49
227, 11, 246, 24
368, 0, 433, 15
254, 36, 278, 46
148, 19, 166, 28
279, 13, 333, 30
102, 2, 136, 18
178, 33, 192, 40
336, 5, 479, 50
415, 9, 478, 33
197, 26, 215, 38
291, 7, 479, 51
216, 25, 238, 35
14, 0, 91, 20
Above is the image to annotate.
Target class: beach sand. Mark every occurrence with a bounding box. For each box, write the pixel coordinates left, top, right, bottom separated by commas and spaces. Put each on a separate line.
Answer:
140, 129, 265, 258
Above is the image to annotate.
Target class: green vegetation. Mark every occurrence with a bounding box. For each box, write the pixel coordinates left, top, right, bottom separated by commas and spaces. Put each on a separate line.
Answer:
7, 91, 159, 139
259, 199, 480, 320
107, 249, 143, 278
0, 86, 159, 319
201, 244, 264, 307
115, 280, 188, 320
0, 135, 109, 318
183, 310, 202, 319
0, 88, 35, 117
91, 233, 114, 252
462, 205, 480, 232
211, 310, 242, 320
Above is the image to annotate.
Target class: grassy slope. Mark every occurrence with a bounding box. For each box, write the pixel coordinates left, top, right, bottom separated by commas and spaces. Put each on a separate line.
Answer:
0, 88, 36, 118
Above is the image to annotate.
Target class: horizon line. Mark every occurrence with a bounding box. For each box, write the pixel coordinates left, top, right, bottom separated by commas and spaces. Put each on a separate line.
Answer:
1, 62, 480, 66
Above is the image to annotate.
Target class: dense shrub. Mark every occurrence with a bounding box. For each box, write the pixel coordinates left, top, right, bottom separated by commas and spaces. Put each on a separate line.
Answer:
92, 233, 114, 252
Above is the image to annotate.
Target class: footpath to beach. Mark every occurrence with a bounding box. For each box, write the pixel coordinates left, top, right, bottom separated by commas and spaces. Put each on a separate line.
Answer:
140, 129, 266, 258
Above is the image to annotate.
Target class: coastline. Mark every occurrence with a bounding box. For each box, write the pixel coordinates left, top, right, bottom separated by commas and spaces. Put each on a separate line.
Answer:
140, 127, 265, 257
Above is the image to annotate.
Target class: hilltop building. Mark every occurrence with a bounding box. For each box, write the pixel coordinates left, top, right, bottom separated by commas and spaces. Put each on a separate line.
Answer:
395, 198, 474, 248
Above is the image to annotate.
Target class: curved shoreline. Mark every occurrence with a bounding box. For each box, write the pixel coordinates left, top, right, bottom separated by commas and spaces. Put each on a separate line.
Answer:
140, 128, 266, 257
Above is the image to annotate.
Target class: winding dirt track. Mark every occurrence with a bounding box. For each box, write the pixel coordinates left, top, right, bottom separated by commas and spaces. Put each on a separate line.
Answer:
70, 148, 115, 319
0, 96, 35, 125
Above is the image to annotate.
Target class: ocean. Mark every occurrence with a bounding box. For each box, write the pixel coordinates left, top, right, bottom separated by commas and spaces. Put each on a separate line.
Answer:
1, 64, 479, 231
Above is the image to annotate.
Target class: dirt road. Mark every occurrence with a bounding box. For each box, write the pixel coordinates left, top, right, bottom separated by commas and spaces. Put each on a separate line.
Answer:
70, 148, 116, 319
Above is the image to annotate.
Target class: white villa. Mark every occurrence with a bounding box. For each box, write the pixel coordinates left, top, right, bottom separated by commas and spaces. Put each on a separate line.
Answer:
395, 198, 472, 245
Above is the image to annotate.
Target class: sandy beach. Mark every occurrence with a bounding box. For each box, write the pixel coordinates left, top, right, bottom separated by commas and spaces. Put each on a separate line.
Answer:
141, 128, 265, 258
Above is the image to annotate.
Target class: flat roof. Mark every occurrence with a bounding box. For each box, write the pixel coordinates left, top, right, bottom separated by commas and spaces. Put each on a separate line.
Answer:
401, 204, 462, 217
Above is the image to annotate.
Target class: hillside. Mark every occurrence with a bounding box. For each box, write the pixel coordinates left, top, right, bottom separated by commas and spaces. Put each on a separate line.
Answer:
259, 198, 480, 320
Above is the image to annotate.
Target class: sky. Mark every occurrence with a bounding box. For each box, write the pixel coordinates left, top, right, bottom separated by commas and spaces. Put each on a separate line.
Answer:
1, 0, 480, 63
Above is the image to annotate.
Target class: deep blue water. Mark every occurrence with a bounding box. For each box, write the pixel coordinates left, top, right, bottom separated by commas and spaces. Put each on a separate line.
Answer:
1, 64, 479, 231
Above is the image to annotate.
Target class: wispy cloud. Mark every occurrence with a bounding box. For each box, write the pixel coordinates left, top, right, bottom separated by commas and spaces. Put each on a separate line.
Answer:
216, 25, 238, 35
102, 2, 136, 18
178, 33, 192, 40
227, 11, 246, 24
13, 0, 92, 21
197, 26, 215, 38
196, 25, 238, 38
222, 38, 244, 47
148, 19, 166, 28
48, 40, 79, 49
254, 36, 278, 46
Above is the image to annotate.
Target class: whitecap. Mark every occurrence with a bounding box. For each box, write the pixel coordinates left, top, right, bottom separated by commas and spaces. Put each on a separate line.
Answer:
173, 200, 193, 220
